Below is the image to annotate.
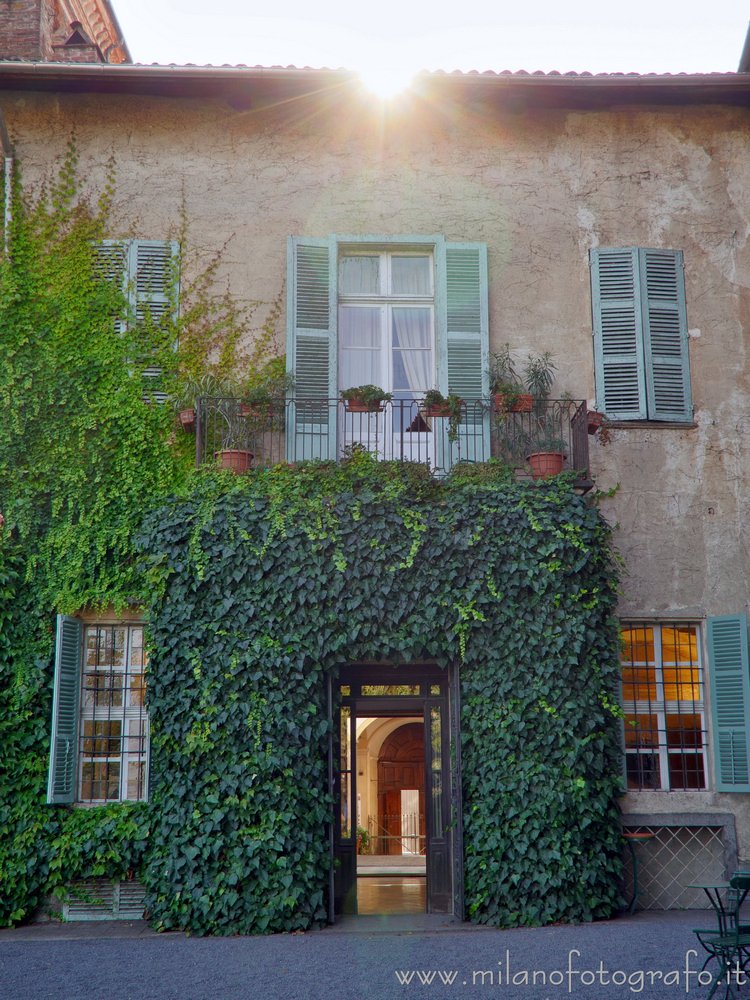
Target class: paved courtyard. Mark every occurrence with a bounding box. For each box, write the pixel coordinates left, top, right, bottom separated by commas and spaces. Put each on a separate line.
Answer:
0, 909, 736, 1000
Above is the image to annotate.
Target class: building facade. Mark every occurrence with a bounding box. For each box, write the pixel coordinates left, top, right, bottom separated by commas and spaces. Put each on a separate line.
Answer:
2, 42, 750, 918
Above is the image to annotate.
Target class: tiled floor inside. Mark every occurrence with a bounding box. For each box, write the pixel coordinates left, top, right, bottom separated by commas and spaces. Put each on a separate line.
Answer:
356, 876, 427, 915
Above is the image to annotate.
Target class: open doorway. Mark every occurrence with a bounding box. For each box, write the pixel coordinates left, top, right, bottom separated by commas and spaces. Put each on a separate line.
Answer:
356, 717, 426, 915
331, 665, 461, 919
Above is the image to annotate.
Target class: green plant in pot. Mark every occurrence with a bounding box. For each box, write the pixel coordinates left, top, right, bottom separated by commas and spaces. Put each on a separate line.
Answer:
523, 350, 557, 412
422, 389, 464, 443
174, 372, 239, 432
240, 355, 294, 423
525, 415, 568, 479
488, 343, 531, 413
340, 384, 393, 412
356, 826, 371, 855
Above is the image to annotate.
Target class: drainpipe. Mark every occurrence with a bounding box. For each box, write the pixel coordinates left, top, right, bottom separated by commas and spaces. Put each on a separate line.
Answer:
0, 107, 14, 255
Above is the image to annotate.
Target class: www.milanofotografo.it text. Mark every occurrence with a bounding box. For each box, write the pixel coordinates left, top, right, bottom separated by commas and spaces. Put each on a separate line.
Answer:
394, 949, 742, 993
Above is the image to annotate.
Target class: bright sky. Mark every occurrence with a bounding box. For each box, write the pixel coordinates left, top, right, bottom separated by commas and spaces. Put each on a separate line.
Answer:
114, 0, 748, 78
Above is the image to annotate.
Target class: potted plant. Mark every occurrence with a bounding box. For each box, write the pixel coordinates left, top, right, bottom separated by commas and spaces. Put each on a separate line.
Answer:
173, 372, 232, 433
356, 825, 371, 855
523, 350, 557, 408
488, 344, 532, 413
587, 409, 606, 434
525, 418, 567, 479
239, 356, 294, 422
215, 419, 254, 473
340, 384, 392, 412
422, 389, 464, 442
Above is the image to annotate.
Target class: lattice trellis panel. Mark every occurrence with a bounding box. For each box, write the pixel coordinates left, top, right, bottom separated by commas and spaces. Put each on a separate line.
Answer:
622, 826, 725, 909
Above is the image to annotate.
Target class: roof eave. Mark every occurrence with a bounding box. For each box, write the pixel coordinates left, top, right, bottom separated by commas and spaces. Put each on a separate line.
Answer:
1, 62, 749, 109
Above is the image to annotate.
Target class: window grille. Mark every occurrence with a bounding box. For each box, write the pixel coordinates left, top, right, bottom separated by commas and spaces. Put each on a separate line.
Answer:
621, 622, 706, 790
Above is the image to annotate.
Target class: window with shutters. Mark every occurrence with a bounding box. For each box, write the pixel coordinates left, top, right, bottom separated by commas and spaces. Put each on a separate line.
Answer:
47, 617, 149, 805
94, 239, 179, 404
287, 236, 489, 469
590, 248, 692, 423
621, 622, 706, 791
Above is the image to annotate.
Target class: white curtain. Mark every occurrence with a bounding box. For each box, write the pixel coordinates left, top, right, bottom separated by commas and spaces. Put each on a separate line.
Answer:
392, 307, 431, 395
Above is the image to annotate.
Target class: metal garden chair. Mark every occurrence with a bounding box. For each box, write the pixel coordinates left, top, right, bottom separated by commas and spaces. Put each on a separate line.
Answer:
693, 873, 750, 999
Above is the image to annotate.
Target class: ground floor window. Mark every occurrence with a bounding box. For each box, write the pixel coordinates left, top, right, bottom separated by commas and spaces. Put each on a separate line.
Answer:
79, 623, 149, 803
621, 622, 706, 790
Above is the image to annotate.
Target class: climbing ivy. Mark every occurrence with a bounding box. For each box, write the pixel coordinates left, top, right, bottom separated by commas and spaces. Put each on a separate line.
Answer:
129, 456, 624, 934
0, 148, 623, 934
0, 145, 280, 926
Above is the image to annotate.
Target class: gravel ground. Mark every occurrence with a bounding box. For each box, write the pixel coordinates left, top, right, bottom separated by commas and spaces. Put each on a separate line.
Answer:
0, 910, 733, 1000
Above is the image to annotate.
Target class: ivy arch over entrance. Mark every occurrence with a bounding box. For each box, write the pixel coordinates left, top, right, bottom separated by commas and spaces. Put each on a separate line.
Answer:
138, 466, 624, 935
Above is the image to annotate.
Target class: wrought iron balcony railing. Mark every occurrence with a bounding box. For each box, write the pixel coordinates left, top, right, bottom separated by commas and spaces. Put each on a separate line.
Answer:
194, 396, 592, 489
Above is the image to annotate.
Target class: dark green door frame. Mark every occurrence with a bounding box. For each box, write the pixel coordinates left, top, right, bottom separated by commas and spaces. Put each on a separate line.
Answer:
332, 663, 462, 918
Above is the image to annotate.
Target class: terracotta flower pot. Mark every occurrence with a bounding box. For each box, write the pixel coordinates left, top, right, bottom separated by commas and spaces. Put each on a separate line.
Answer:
527, 451, 566, 479
214, 449, 253, 473
345, 399, 383, 413
587, 410, 606, 434
492, 392, 533, 413
424, 404, 452, 418
239, 403, 274, 419
178, 408, 196, 432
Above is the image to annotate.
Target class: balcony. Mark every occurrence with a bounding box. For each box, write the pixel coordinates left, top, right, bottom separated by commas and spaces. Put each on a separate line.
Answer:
194, 397, 593, 490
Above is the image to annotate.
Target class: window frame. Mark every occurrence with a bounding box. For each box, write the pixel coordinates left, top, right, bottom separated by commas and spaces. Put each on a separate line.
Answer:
338, 247, 436, 401
47, 615, 150, 806
286, 235, 489, 469
620, 620, 707, 792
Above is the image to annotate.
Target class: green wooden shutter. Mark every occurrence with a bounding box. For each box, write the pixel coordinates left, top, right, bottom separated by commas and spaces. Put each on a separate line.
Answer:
640, 249, 692, 421
93, 239, 179, 402
47, 615, 82, 805
707, 614, 750, 792
436, 242, 489, 469
287, 237, 337, 462
129, 240, 180, 404
93, 240, 128, 335
591, 248, 647, 419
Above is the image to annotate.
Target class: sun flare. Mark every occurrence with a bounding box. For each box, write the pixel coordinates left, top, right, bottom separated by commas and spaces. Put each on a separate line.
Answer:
357, 63, 416, 100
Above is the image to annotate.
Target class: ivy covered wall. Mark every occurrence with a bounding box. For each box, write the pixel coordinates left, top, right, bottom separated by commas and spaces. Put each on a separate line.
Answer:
0, 150, 623, 934
132, 459, 624, 934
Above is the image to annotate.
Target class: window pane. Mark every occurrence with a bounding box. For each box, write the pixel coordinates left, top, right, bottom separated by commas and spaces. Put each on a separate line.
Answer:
340, 255, 379, 295
623, 713, 658, 749
663, 664, 701, 702
81, 761, 120, 802
662, 625, 698, 664
360, 684, 420, 696
626, 753, 661, 790
392, 308, 431, 350
391, 256, 431, 295
82, 719, 122, 755
341, 350, 381, 391
622, 625, 654, 665
666, 713, 703, 749
340, 306, 380, 348
128, 672, 146, 708
431, 707, 443, 839
668, 752, 705, 790
127, 760, 146, 800
622, 664, 656, 703
82, 670, 124, 708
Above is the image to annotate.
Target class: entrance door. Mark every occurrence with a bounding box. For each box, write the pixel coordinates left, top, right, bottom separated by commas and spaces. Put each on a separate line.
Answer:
332, 665, 458, 916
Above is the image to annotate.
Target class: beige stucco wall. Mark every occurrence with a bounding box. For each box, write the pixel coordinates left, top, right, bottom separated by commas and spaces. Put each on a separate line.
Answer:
4, 84, 750, 851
